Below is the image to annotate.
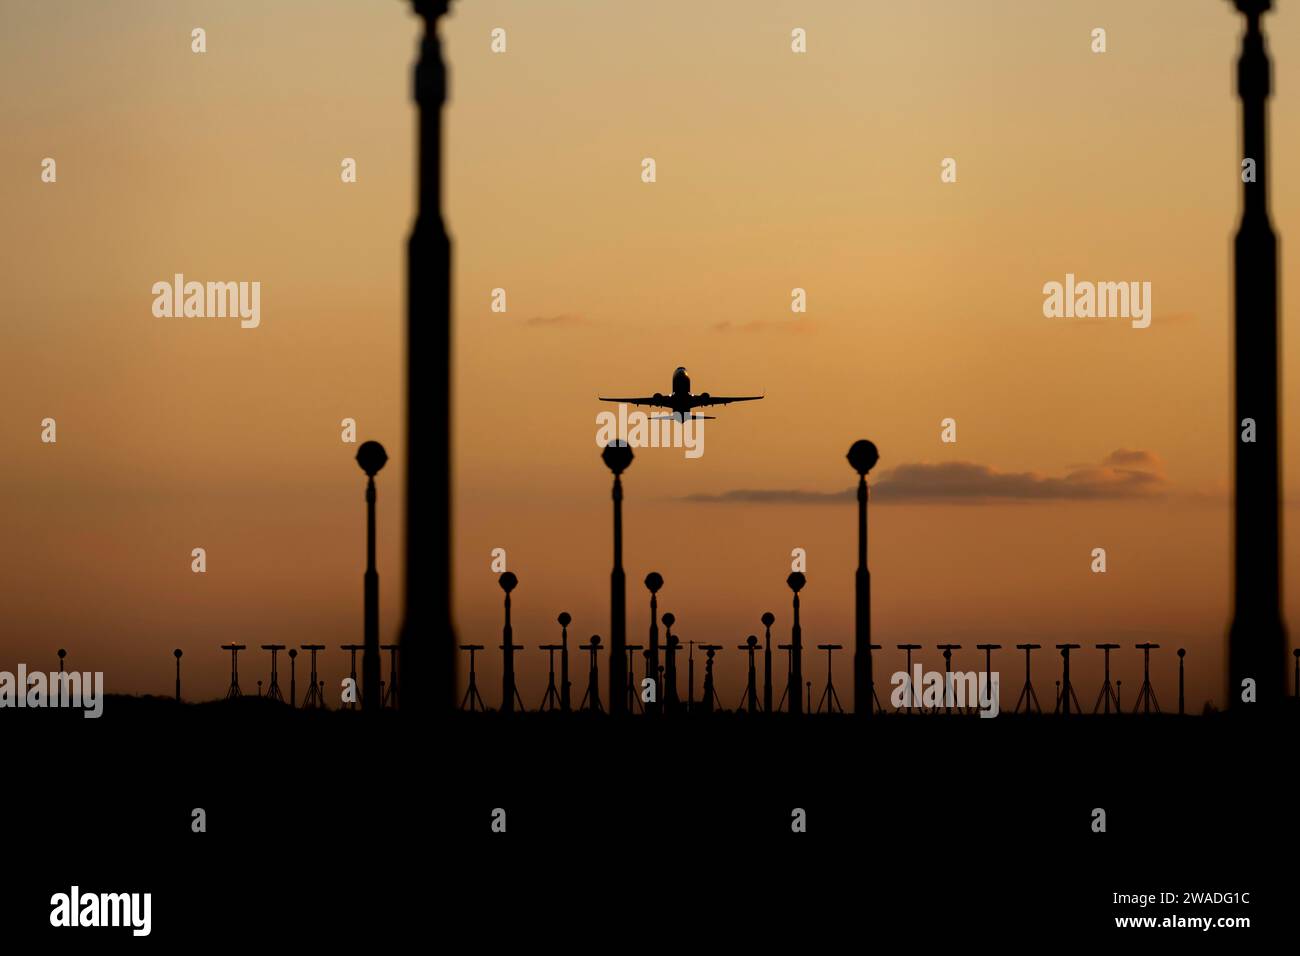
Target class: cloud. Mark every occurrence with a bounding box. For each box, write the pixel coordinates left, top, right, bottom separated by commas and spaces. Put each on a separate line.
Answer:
680, 450, 1167, 504
872, 453, 1166, 502
1101, 448, 1159, 468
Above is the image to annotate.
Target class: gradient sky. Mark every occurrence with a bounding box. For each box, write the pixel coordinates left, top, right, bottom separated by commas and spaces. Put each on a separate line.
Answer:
3, 0, 1300, 710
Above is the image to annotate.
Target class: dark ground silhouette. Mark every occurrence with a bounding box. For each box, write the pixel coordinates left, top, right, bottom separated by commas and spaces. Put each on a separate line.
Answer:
8, 698, 1289, 940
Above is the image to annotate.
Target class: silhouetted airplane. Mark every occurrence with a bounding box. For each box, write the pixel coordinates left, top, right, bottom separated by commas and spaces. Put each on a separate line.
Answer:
599, 367, 763, 422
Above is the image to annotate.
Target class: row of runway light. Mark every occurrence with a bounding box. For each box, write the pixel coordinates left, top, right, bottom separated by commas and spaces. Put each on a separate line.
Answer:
460, 569, 1300, 716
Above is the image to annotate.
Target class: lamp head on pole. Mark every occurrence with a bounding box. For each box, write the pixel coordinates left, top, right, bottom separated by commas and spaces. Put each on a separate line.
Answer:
498, 571, 518, 594
173, 648, 182, 659
761, 611, 775, 628
847, 439, 880, 477
557, 611, 571, 628
411, 1, 452, 16
58, 648, 66, 660
1231, 0, 1270, 15
288, 648, 297, 660
601, 440, 634, 476
661, 612, 675, 628
356, 440, 389, 477
644, 571, 663, 594
787, 572, 806, 594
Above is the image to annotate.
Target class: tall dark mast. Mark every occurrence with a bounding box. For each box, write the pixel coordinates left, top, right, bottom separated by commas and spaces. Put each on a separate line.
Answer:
404, 0, 455, 712
1228, 0, 1286, 709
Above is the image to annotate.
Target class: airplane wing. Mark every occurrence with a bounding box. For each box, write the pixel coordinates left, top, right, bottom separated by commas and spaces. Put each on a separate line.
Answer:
597, 395, 675, 409
688, 394, 763, 408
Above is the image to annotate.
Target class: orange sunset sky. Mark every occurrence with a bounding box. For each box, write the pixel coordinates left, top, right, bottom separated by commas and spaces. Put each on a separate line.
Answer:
3, 0, 1300, 710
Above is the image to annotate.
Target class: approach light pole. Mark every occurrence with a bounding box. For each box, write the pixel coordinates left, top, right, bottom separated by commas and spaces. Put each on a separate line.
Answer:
847, 440, 879, 719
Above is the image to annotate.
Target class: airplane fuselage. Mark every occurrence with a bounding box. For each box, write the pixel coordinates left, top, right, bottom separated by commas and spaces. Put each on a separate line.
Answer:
654, 367, 702, 417
655, 367, 724, 417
